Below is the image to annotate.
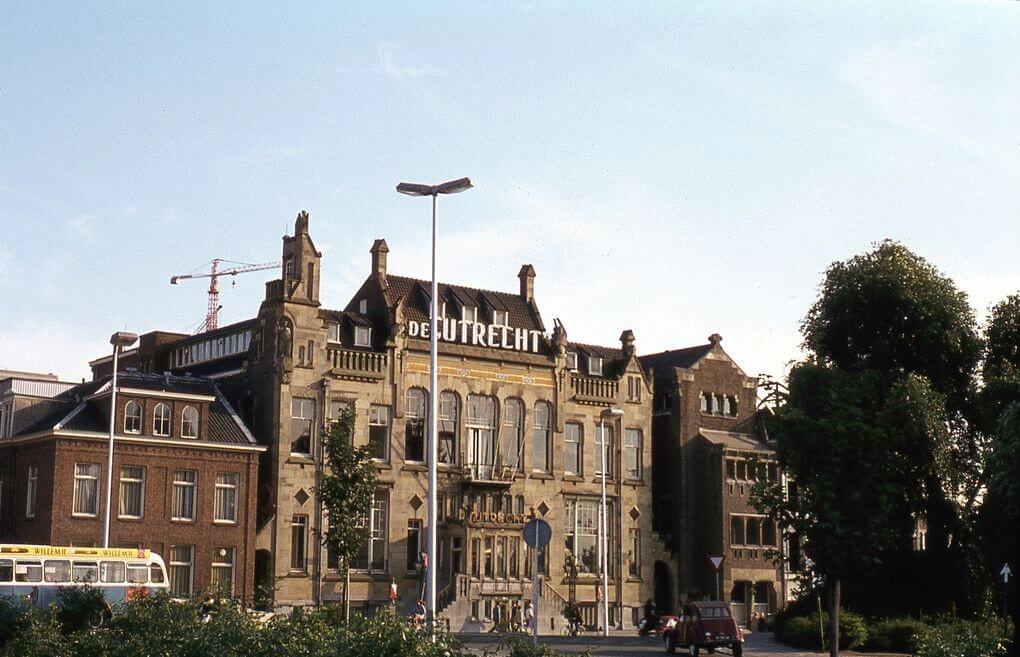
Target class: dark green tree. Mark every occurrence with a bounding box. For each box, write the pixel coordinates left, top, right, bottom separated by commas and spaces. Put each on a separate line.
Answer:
802, 240, 981, 409
754, 364, 907, 657
316, 405, 377, 620
799, 240, 984, 615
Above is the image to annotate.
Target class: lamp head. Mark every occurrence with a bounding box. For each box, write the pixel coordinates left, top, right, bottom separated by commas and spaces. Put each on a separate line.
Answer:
600, 407, 624, 419
110, 332, 138, 348
396, 177, 473, 197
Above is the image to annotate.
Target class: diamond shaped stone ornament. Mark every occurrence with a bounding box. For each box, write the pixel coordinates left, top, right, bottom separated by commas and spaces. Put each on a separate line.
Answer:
629, 506, 641, 521
409, 494, 423, 511
295, 488, 309, 506
537, 500, 550, 516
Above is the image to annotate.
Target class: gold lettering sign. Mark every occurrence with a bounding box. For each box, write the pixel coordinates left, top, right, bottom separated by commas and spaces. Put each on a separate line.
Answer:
468, 511, 527, 525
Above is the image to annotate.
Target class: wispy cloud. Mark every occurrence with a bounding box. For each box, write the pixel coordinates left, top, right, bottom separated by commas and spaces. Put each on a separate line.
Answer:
68, 210, 101, 241
376, 42, 444, 81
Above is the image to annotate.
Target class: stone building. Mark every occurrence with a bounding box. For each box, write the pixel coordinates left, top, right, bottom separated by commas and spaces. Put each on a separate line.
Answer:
642, 337, 786, 624
0, 371, 264, 600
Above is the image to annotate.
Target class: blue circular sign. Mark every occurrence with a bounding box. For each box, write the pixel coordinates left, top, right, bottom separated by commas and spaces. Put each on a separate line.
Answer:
522, 518, 552, 548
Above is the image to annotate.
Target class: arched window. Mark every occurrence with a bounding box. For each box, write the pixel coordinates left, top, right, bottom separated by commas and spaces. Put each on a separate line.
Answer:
153, 403, 171, 437
466, 395, 497, 479
532, 401, 552, 473
405, 388, 427, 463
438, 391, 460, 465
181, 406, 199, 439
501, 398, 524, 473
124, 400, 142, 434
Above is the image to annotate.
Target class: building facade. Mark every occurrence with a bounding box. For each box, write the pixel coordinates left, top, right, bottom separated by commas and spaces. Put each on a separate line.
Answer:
643, 338, 787, 624
0, 371, 264, 600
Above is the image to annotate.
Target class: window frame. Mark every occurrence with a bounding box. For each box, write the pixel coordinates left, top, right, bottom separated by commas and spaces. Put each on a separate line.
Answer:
181, 405, 199, 439
623, 428, 643, 480
588, 355, 603, 376
354, 325, 372, 347
123, 400, 142, 434
118, 465, 146, 520
211, 547, 235, 596
565, 351, 578, 370
367, 404, 391, 461
168, 545, 194, 599
405, 388, 427, 463
26, 465, 38, 519
72, 463, 101, 518
531, 401, 552, 474
213, 472, 239, 524
153, 402, 172, 437
171, 469, 197, 522
291, 515, 308, 572
564, 422, 583, 476
290, 398, 316, 457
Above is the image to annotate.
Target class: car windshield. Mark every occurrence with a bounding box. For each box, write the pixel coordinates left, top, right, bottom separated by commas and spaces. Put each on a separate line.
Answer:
699, 607, 731, 618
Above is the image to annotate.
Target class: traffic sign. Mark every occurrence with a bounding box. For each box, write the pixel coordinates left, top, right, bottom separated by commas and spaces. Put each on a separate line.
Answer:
708, 555, 724, 571
523, 518, 552, 548
1002, 564, 1012, 583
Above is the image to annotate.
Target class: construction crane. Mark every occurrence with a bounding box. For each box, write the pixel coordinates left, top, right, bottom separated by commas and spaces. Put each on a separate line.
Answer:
170, 259, 279, 333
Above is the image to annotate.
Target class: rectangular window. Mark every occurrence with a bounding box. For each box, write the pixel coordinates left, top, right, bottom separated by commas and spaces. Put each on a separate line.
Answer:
172, 470, 197, 521
211, 547, 234, 596
492, 309, 508, 326
406, 519, 422, 571
508, 537, 520, 578
565, 351, 578, 370
532, 402, 552, 473
588, 356, 603, 376
405, 389, 426, 462
214, 473, 239, 523
746, 517, 762, 546
327, 323, 341, 343
483, 536, 494, 578
368, 405, 391, 460
495, 536, 506, 578
595, 424, 614, 477
726, 459, 737, 480
628, 528, 641, 578
354, 326, 372, 347
291, 515, 308, 571
471, 538, 481, 578
118, 466, 145, 519
565, 498, 608, 575
290, 398, 315, 456
624, 429, 642, 480
701, 392, 712, 413
564, 422, 583, 475
438, 392, 460, 465
730, 516, 745, 545
353, 492, 388, 571
72, 463, 100, 517
26, 465, 38, 518
168, 545, 193, 598
628, 376, 642, 402
462, 306, 478, 323
715, 394, 725, 415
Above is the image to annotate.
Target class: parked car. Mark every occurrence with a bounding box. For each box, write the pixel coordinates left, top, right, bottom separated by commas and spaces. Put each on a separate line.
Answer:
662, 601, 744, 656
639, 614, 677, 636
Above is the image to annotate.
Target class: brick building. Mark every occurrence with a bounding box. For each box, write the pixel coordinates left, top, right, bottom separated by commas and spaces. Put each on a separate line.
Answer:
642, 337, 787, 623
0, 371, 264, 600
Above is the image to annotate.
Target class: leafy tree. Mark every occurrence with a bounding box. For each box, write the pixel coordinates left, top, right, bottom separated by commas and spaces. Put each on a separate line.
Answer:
984, 405, 1020, 657
316, 404, 377, 619
802, 240, 981, 409
755, 364, 908, 657
985, 293, 1020, 383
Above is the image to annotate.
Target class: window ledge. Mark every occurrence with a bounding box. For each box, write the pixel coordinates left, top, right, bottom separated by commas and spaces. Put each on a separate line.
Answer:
286, 571, 309, 578
213, 520, 237, 526
117, 516, 145, 522
288, 455, 315, 465
623, 478, 645, 486
402, 463, 427, 473
561, 474, 584, 482
530, 472, 554, 481
372, 461, 393, 470
170, 518, 197, 524
626, 576, 643, 583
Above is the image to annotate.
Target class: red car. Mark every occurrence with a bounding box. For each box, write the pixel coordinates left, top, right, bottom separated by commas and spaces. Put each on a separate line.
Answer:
662, 601, 744, 657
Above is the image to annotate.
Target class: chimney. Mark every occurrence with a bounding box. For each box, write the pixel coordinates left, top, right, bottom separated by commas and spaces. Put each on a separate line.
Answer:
371, 239, 389, 282
620, 329, 636, 358
518, 264, 536, 302
708, 333, 723, 346
295, 210, 309, 235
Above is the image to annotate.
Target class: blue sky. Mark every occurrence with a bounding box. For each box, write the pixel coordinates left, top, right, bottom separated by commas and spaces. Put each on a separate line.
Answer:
1, 1, 1017, 382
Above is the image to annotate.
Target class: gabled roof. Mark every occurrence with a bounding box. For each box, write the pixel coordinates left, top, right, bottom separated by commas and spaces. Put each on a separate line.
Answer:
379, 275, 545, 333
698, 428, 772, 453
568, 341, 627, 379
640, 343, 715, 372
12, 372, 257, 447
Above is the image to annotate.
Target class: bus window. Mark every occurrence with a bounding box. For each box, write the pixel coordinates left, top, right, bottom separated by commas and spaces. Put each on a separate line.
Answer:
0, 559, 12, 582
100, 561, 125, 583
127, 562, 148, 584
72, 561, 99, 583
149, 563, 165, 584
15, 561, 43, 582
44, 560, 72, 583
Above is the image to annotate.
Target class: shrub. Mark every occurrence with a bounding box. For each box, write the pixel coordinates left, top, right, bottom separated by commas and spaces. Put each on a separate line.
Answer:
775, 610, 867, 650
863, 617, 926, 653
54, 586, 110, 634
0, 596, 33, 650
0, 614, 69, 657
914, 618, 1008, 657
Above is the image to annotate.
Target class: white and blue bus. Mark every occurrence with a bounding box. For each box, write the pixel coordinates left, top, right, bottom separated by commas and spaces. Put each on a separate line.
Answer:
0, 544, 169, 608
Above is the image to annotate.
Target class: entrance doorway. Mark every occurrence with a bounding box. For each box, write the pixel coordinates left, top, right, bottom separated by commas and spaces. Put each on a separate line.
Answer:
653, 560, 674, 614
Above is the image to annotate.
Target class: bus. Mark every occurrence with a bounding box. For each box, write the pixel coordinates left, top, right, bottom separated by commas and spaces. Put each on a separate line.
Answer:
0, 544, 169, 609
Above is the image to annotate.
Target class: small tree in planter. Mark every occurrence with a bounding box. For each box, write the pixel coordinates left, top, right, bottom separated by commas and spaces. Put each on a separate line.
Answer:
317, 404, 377, 620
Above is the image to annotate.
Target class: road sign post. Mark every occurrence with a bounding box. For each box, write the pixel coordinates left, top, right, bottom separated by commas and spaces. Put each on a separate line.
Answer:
708, 555, 725, 601
1001, 564, 1012, 627
524, 519, 552, 646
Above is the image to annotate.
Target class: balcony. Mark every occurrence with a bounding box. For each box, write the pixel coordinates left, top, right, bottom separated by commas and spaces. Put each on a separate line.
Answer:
570, 374, 619, 405
327, 347, 387, 382
462, 462, 515, 486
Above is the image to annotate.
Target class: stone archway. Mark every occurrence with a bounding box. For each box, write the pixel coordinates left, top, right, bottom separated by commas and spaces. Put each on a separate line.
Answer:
653, 560, 674, 614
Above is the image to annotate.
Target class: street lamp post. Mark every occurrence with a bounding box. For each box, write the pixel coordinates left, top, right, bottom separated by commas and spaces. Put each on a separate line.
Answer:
599, 407, 624, 636
103, 331, 138, 548
396, 177, 473, 628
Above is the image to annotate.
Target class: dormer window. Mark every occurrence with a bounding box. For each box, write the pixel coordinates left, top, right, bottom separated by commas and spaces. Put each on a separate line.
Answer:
359, 299, 368, 314
588, 356, 603, 376
327, 323, 341, 343
492, 309, 509, 326
462, 306, 478, 323
565, 351, 578, 370
354, 326, 372, 347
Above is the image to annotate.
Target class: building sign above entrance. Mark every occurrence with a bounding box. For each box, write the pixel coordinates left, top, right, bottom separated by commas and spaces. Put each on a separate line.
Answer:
469, 511, 529, 525
407, 319, 546, 354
